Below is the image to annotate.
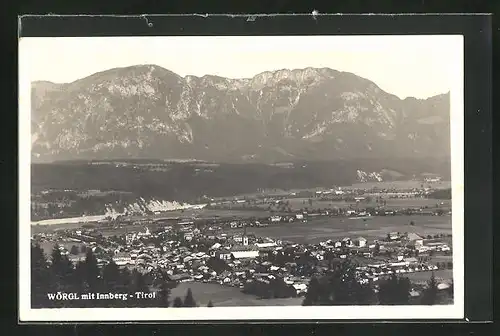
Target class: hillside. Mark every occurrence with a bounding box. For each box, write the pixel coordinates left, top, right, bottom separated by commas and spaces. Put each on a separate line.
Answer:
31, 65, 450, 163
31, 159, 451, 201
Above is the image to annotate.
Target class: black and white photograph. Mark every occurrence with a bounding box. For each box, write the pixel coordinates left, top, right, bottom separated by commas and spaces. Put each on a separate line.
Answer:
19, 34, 464, 321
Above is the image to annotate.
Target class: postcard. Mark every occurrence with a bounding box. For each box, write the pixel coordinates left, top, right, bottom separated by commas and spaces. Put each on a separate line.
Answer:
19, 34, 464, 321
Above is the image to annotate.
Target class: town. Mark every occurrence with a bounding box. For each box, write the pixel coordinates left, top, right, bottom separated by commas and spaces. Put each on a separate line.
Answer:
31, 199, 453, 307
30, 176, 454, 308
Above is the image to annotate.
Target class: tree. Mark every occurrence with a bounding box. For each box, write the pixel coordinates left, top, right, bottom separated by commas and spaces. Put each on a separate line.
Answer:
207, 300, 214, 307
102, 260, 121, 291
128, 270, 151, 307
80, 245, 87, 253
49, 244, 75, 293
70, 245, 80, 255
269, 278, 296, 298
183, 288, 197, 307
378, 274, 411, 305
82, 249, 101, 291
421, 273, 438, 305
327, 262, 375, 305
119, 268, 132, 291
206, 257, 230, 274
31, 243, 52, 308
156, 272, 175, 308
172, 297, 184, 307
302, 261, 375, 306
446, 281, 454, 298
130, 269, 149, 293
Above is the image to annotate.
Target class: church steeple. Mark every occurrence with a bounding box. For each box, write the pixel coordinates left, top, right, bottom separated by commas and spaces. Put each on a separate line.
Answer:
243, 224, 248, 246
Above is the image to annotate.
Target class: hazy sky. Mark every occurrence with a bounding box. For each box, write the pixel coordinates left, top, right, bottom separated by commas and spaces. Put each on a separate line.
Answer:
20, 35, 462, 99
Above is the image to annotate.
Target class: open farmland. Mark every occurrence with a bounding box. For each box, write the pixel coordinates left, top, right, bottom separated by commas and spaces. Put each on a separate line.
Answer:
347, 180, 451, 190
380, 198, 451, 209
170, 282, 303, 307
151, 209, 273, 219
211, 180, 452, 202
273, 197, 451, 211
273, 198, 350, 210
238, 215, 452, 244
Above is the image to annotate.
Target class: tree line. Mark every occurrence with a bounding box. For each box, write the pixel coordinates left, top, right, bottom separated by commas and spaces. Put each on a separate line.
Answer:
31, 243, 214, 308
32, 159, 451, 206
302, 260, 453, 306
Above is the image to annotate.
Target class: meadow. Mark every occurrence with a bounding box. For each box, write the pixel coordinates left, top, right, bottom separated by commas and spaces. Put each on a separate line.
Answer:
274, 197, 451, 211
347, 180, 451, 190
170, 281, 303, 307
402, 270, 453, 283
236, 215, 452, 244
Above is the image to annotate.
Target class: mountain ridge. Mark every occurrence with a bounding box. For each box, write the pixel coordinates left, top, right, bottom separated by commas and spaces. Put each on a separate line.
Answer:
31, 65, 447, 100
31, 64, 450, 164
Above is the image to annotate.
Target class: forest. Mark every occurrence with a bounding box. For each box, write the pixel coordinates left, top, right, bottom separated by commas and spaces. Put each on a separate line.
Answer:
31, 158, 451, 201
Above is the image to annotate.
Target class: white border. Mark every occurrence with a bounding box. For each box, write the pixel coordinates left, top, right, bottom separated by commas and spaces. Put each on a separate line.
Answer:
18, 35, 464, 322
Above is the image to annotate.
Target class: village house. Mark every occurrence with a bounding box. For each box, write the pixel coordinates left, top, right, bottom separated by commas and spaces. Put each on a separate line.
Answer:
137, 227, 151, 238
113, 252, 132, 266
216, 250, 232, 260
355, 237, 367, 248
388, 232, 400, 241
68, 254, 87, 265
270, 215, 282, 223
293, 283, 308, 295
255, 242, 277, 249
230, 244, 260, 259
342, 237, 353, 247
406, 232, 424, 247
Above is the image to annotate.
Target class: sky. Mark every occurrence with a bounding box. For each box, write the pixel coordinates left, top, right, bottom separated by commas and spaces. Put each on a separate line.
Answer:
19, 35, 462, 99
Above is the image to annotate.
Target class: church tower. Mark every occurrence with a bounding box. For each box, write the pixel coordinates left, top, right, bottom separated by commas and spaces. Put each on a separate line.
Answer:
243, 224, 248, 246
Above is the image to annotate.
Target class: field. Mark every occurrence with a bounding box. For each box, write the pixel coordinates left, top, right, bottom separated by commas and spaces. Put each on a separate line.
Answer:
235, 215, 452, 244
378, 198, 451, 209
346, 181, 451, 190
170, 282, 303, 307
218, 180, 452, 199
401, 270, 453, 284
274, 197, 451, 211
152, 209, 272, 219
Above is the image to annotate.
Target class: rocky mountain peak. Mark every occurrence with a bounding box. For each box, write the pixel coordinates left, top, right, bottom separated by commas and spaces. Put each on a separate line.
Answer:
30, 65, 450, 163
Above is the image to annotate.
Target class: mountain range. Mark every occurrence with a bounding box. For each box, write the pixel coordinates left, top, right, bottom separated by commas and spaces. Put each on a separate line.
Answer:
31, 65, 450, 163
